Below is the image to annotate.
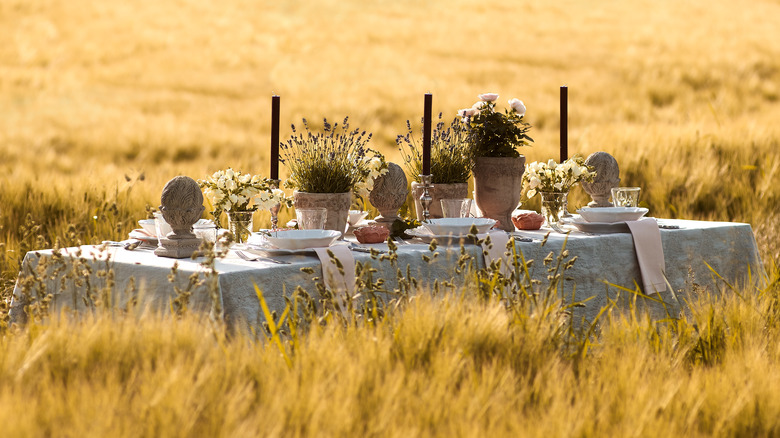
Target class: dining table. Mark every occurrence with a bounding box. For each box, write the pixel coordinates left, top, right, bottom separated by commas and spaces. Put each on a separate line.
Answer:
9, 218, 764, 331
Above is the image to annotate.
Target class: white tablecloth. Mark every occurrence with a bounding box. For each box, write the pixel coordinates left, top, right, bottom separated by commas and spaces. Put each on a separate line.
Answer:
10, 219, 764, 330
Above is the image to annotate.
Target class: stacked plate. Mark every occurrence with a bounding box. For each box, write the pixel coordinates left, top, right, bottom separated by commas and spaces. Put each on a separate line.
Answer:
244, 229, 342, 254
407, 217, 497, 243
570, 207, 649, 234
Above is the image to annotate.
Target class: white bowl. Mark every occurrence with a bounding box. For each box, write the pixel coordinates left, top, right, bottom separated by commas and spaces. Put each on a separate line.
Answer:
263, 229, 341, 250
576, 207, 649, 223
348, 210, 369, 226
138, 219, 157, 236
421, 217, 496, 235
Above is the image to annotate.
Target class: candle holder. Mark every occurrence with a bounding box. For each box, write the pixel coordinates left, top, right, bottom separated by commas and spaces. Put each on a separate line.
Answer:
419, 174, 434, 223
269, 179, 281, 231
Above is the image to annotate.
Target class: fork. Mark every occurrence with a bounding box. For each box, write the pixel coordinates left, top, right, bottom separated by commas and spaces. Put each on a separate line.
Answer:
234, 250, 290, 265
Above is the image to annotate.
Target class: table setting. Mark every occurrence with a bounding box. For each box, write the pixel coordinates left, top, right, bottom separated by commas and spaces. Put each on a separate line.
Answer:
8, 91, 766, 330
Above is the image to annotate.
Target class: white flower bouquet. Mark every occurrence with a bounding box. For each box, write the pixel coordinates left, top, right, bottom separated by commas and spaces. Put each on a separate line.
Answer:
198, 168, 291, 223
523, 156, 596, 199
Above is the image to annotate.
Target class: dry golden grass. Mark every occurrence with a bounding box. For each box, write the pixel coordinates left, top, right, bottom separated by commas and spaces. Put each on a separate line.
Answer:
2, 0, 780, 435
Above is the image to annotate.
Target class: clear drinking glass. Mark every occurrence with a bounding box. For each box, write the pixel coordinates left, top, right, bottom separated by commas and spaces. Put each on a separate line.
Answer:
296, 207, 327, 230
440, 198, 473, 218
611, 187, 641, 207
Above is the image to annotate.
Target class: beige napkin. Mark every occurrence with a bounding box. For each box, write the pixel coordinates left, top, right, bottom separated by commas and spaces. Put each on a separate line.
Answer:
313, 244, 356, 293
626, 218, 667, 293
477, 231, 512, 276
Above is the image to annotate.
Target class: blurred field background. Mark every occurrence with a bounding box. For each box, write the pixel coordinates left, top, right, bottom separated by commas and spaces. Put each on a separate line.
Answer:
2, 0, 780, 434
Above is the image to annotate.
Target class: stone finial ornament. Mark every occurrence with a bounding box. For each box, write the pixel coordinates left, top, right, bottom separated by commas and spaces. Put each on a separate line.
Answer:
368, 162, 408, 229
581, 152, 620, 208
154, 176, 206, 258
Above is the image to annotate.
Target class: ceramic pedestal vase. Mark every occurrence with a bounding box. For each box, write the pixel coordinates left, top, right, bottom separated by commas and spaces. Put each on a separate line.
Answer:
540, 191, 568, 233
227, 210, 254, 244
411, 182, 469, 221
472, 156, 525, 231
293, 191, 351, 236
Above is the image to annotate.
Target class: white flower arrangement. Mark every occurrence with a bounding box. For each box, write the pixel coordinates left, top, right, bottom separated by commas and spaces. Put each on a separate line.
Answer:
198, 168, 292, 223
523, 155, 596, 199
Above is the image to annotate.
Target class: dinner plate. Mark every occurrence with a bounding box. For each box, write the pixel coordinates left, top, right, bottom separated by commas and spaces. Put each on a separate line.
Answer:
237, 241, 348, 256
406, 227, 479, 244
576, 207, 648, 223
420, 217, 497, 235
253, 229, 341, 250
568, 218, 631, 234
128, 229, 159, 244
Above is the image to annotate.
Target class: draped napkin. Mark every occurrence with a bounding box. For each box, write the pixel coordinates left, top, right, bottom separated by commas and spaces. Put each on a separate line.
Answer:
313, 244, 356, 293
477, 231, 512, 276
626, 218, 667, 293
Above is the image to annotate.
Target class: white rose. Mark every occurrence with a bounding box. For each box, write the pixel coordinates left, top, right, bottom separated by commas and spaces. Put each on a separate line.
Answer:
225, 169, 235, 179
553, 182, 563, 190
508, 98, 526, 116
529, 177, 541, 188
479, 93, 499, 102
527, 189, 537, 199
239, 173, 251, 184
571, 165, 582, 177
458, 108, 478, 118
228, 193, 239, 206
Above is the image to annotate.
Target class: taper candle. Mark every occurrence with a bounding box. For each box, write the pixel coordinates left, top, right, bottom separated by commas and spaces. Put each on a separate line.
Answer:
422, 93, 432, 175
270, 95, 280, 180
560, 85, 568, 163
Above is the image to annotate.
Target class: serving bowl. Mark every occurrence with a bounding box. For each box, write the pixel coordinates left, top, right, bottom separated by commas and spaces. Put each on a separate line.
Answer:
421, 217, 496, 235
138, 219, 157, 236
348, 210, 369, 226
576, 207, 649, 223
263, 229, 341, 250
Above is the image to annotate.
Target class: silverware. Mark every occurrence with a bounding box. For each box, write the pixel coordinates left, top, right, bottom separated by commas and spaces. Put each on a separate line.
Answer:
234, 250, 290, 265
349, 243, 386, 254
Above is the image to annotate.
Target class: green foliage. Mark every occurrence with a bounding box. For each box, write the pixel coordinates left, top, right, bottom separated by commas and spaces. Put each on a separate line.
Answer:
398, 114, 472, 184
465, 101, 533, 160
281, 118, 379, 194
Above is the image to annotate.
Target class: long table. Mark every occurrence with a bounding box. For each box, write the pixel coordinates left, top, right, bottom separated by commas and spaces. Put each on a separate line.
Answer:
10, 219, 764, 329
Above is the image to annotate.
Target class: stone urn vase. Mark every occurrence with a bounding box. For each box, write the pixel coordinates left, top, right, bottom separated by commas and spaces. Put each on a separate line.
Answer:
472, 156, 525, 231
411, 182, 469, 221
293, 191, 351, 236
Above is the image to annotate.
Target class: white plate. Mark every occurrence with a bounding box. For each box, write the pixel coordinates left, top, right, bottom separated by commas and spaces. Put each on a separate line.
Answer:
250, 229, 341, 250
407, 227, 478, 244
576, 207, 648, 223
128, 229, 158, 244
421, 217, 496, 235
568, 218, 630, 234
237, 241, 348, 256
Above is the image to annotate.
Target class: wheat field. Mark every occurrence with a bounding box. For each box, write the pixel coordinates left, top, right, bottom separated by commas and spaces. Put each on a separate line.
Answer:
2, 0, 780, 435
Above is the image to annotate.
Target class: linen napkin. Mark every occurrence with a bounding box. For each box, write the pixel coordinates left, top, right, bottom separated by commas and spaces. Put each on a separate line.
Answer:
313, 244, 356, 293
626, 218, 667, 293
477, 230, 512, 276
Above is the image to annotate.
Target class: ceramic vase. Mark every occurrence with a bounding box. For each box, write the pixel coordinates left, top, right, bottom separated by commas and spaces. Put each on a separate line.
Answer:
472, 156, 525, 231
293, 191, 351, 237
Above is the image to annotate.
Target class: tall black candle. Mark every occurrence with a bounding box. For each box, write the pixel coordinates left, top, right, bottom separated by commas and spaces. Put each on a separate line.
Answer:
422, 93, 432, 175
560, 85, 568, 163
270, 95, 280, 180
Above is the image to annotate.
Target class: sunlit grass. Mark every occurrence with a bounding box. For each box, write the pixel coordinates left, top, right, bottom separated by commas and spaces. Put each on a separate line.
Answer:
2, 0, 780, 434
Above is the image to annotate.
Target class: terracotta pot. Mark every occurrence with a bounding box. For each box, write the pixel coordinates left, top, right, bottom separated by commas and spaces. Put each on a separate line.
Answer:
473, 156, 526, 231
293, 191, 351, 236
411, 182, 469, 221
